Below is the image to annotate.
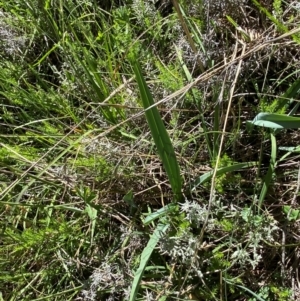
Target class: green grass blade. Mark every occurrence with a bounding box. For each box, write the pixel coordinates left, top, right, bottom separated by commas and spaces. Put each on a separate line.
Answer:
0, 130, 96, 202
225, 278, 266, 301
85, 204, 98, 245
131, 60, 182, 201
143, 203, 177, 225
191, 162, 257, 190
234, 284, 266, 301
226, 15, 251, 42
129, 223, 169, 301
212, 89, 221, 160
258, 132, 276, 212
32, 43, 60, 67
275, 78, 300, 112
252, 0, 289, 34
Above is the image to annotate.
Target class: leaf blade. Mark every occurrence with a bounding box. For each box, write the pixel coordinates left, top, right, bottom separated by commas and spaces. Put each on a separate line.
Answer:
129, 223, 169, 301
132, 60, 182, 201
249, 112, 300, 129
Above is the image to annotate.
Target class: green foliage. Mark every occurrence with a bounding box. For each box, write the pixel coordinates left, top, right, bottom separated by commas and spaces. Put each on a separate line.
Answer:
252, 0, 288, 33
156, 60, 184, 92
129, 223, 169, 301
211, 250, 231, 270
0, 0, 299, 300
249, 113, 300, 129
111, 7, 133, 54
211, 154, 241, 193
270, 285, 292, 301
249, 285, 292, 301
283, 205, 300, 222
259, 98, 287, 114
131, 58, 182, 201
70, 155, 113, 180
273, 0, 283, 18
0, 144, 40, 165
219, 218, 234, 232
0, 218, 84, 298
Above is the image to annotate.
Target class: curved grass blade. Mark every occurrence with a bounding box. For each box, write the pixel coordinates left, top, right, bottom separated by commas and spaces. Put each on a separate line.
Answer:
274, 78, 300, 112
131, 60, 182, 201
252, 0, 289, 38
234, 284, 266, 301
143, 203, 177, 225
225, 278, 266, 301
249, 112, 300, 129
191, 162, 257, 191
129, 223, 169, 301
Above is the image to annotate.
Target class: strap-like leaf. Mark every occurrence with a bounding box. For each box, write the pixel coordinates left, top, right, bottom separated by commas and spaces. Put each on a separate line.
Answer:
249, 112, 300, 129
129, 223, 169, 301
132, 60, 182, 201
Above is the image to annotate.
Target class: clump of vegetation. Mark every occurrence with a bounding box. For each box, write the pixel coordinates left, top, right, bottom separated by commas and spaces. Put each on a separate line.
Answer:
0, 0, 300, 300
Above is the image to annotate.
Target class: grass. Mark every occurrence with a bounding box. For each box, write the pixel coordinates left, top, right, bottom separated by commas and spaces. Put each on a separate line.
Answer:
0, 0, 300, 300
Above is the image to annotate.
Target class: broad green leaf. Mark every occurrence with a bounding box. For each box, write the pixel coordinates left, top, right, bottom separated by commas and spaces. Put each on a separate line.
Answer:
249, 113, 300, 129
129, 223, 169, 301
131, 60, 182, 201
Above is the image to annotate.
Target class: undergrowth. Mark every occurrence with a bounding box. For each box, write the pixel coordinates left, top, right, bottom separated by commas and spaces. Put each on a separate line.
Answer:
0, 0, 300, 300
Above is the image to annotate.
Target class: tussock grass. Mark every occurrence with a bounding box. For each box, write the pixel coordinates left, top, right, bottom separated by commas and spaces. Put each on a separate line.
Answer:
0, 0, 300, 300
